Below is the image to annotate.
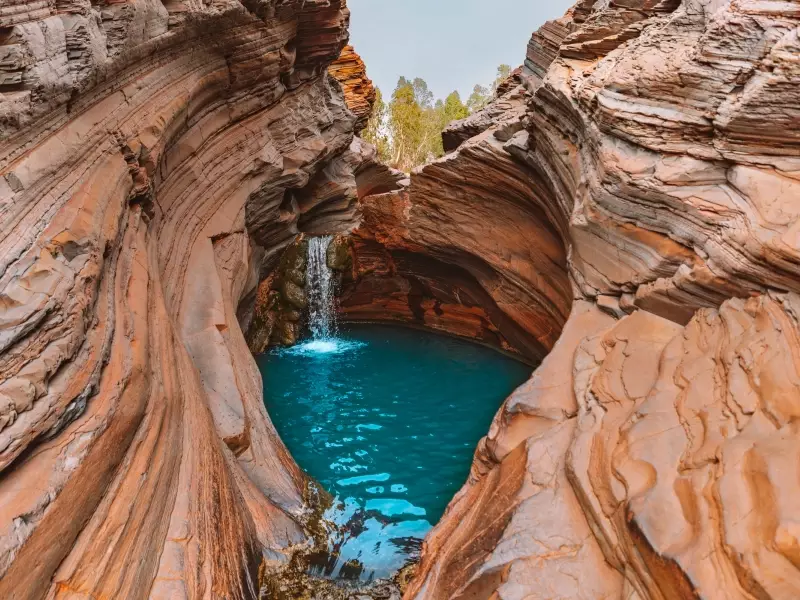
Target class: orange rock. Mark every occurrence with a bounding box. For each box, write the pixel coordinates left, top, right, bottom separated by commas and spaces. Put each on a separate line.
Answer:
1, 0, 800, 597
397, 0, 800, 598
0, 0, 353, 597
328, 45, 377, 133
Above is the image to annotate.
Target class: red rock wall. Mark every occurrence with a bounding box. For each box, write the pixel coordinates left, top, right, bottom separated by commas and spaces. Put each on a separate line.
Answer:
0, 1, 359, 598
398, 1, 800, 598
1, 0, 799, 598
340, 82, 573, 364
328, 44, 376, 133
339, 167, 571, 363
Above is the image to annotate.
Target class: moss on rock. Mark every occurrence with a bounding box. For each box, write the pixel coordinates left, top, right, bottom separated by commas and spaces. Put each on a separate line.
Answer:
245, 236, 315, 353
326, 234, 353, 272
281, 279, 308, 310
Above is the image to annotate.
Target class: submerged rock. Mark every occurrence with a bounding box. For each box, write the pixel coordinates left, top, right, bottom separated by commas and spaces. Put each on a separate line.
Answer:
258, 482, 404, 600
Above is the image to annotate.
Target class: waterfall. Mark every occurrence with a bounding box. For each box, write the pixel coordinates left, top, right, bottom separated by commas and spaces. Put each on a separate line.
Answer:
306, 235, 337, 340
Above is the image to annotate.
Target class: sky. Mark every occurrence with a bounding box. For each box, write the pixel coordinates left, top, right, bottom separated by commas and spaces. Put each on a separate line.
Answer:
347, 0, 576, 102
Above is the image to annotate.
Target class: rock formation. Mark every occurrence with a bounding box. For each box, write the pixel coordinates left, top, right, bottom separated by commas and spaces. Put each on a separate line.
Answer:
328, 45, 376, 133
338, 78, 572, 363
0, 1, 374, 598
367, 1, 800, 599
1, 0, 799, 598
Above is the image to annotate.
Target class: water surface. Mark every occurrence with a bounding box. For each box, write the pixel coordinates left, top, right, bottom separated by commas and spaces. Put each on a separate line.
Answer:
258, 325, 530, 580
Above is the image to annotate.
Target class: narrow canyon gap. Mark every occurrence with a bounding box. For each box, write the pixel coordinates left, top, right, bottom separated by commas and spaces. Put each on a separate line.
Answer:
0, 1, 798, 600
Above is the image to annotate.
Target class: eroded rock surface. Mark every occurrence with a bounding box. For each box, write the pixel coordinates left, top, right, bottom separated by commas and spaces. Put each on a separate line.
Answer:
338, 83, 573, 363
328, 45, 376, 133
1, 0, 799, 598
393, 1, 800, 598
0, 1, 370, 598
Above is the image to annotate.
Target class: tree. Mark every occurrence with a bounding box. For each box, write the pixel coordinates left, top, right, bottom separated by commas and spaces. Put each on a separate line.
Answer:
411, 77, 434, 109
466, 84, 491, 113
464, 64, 513, 114
442, 91, 469, 123
362, 87, 390, 161
388, 77, 426, 171
368, 65, 516, 172
492, 64, 512, 95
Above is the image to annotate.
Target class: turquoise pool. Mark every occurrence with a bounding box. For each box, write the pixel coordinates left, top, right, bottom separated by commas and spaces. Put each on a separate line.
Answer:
257, 324, 531, 580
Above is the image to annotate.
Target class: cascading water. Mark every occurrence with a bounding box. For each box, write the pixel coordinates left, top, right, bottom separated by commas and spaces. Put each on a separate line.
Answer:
259, 325, 532, 580
306, 235, 337, 340
261, 236, 531, 582
287, 236, 359, 357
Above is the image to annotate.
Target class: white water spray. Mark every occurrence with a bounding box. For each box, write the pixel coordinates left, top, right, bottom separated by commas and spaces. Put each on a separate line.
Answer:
306, 235, 337, 341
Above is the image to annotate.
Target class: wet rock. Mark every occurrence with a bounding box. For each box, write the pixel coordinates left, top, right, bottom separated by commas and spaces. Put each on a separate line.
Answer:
339, 559, 365, 581
274, 320, 298, 347
281, 280, 308, 311
326, 234, 353, 272
259, 486, 404, 600
284, 246, 309, 286
285, 309, 303, 323
246, 237, 312, 352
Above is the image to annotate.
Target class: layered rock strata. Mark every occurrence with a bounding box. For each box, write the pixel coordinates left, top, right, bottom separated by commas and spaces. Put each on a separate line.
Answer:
328, 44, 376, 133
2, 0, 800, 598
394, 1, 800, 598
0, 1, 374, 598
339, 79, 572, 364
239, 135, 406, 352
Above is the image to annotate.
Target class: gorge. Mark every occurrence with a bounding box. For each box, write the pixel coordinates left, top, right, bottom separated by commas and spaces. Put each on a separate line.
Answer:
0, 1, 799, 600
257, 235, 531, 586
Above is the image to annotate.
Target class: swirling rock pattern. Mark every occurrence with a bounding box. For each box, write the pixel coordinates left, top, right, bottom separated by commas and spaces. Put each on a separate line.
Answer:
2, 0, 800, 598
0, 1, 365, 598
339, 79, 573, 363
394, 0, 800, 598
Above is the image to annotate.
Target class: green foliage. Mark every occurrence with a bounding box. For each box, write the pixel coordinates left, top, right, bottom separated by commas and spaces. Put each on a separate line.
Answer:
492, 64, 512, 94
465, 65, 513, 113
388, 78, 428, 171
411, 77, 434, 109
362, 88, 390, 161
443, 91, 470, 123
363, 64, 513, 172
429, 91, 469, 156
466, 84, 491, 113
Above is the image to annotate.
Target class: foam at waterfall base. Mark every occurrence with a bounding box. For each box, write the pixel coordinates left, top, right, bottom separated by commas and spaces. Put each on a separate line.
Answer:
259, 324, 532, 580
276, 338, 366, 357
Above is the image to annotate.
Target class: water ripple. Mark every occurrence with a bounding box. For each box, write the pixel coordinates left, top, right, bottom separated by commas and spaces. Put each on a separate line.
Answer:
259, 325, 531, 580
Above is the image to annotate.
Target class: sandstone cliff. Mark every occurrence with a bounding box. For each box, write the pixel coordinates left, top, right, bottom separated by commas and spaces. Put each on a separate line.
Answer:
358, 1, 800, 599
0, 1, 368, 598
338, 73, 571, 363
1, 0, 799, 598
